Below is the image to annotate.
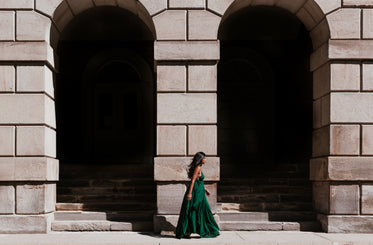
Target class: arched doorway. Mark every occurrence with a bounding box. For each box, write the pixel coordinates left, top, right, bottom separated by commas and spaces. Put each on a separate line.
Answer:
218, 6, 315, 229
55, 6, 155, 230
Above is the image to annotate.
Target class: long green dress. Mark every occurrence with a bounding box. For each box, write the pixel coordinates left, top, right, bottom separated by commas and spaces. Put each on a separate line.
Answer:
175, 171, 220, 238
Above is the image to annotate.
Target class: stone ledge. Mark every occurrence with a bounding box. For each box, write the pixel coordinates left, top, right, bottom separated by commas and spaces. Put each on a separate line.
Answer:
310, 157, 373, 181
0, 42, 53, 66
154, 157, 219, 181
153, 214, 219, 233
0, 157, 59, 181
0, 213, 53, 234
318, 214, 373, 233
154, 41, 219, 61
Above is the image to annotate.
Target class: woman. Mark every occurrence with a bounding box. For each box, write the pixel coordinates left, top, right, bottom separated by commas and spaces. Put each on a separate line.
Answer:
175, 152, 220, 238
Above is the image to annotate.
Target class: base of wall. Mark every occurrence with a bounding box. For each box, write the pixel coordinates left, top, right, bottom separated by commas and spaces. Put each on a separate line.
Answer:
153, 214, 220, 234
0, 213, 53, 234
317, 214, 373, 233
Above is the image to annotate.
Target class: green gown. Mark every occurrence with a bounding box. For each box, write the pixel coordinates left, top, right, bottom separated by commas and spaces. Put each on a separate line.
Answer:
175, 172, 220, 238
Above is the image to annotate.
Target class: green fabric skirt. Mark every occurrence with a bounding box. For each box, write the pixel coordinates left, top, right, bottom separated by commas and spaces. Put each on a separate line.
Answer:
175, 172, 220, 239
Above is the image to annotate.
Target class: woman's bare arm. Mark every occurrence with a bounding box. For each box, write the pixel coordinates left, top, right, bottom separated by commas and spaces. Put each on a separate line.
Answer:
187, 165, 201, 201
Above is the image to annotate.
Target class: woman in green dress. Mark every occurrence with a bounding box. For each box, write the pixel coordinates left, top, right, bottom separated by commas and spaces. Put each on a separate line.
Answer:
175, 152, 220, 239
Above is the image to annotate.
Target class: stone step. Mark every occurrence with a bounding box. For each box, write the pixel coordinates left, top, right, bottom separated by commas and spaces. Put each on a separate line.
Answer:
58, 178, 155, 187
54, 211, 154, 221
56, 202, 156, 211
219, 221, 320, 231
219, 221, 300, 231
217, 193, 312, 203
57, 194, 156, 202
58, 186, 155, 195
217, 211, 316, 222
219, 202, 313, 212
51, 220, 153, 231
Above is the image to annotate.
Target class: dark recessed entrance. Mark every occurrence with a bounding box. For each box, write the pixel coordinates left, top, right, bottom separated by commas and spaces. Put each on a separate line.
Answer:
55, 6, 155, 221
218, 6, 314, 221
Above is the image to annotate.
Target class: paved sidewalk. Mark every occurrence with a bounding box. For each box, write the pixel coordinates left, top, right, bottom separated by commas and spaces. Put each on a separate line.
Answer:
1, 231, 373, 245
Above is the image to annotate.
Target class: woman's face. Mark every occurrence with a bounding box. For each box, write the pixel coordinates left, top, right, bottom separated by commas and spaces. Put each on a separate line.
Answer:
201, 157, 206, 164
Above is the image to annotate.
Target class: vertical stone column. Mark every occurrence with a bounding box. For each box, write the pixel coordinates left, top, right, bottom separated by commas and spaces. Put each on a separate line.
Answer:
152, 1, 221, 232
0, 2, 58, 233
309, 4, 373, 233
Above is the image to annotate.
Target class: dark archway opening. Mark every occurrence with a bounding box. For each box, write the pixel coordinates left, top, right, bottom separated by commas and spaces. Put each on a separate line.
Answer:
218, 6, 314, 220
55, 6, 156, 218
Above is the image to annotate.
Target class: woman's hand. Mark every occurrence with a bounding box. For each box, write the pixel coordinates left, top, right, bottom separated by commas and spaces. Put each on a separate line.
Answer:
205, 189, 210, 196
187, 193, 192, 201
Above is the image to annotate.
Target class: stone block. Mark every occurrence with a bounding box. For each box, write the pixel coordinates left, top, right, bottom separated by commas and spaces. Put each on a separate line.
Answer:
16, 126, 56, 157
327, 9, 360, 39
13, 157, 59, 181
330, 63, 360, 91
0, 186, 15, 214
0, 0, 33, 9
251, 0, 276, 6
314, 0, 341, 14
153, 10, 186, 40
313, 62, 330, 100
329, 40, 373, 60
16, 65, 54, 97
16, 11, 51, 41
169, 0, 204, 8
153, 214, 179, 233
36, 0, 64, 17
139, 0, 167, 16
0, 126, 15, 156
0, 65, 15, 92
66, 0, 94, 15
0, 11, 14, 41
330, 185, 359, 214
344, 0, 373, 6
275, 0, 306, 14
0, 214, 52, 233
309, 19, 330, 50
188, 11, 220, 40
313, 99, 322, 129
50, 0, 73, 32
154, 157, 220, 181
188, 65, 217, 91
16, 184, 56, 214
207, 0, 234, 15
312, 182, 329, 214
303, 0, 324, 24
362, 185, 373, 214
363, 63, 373, 91
157, 183, 186, 214
313, 95, 330, 129
362, 125, 373, 155
329, 157, 373, 181
330, 125, 360, 155
157, 65, 186, 92
310, 157, 328, 181
0, 94, 55, 128
154, 41, 219, 61
296, 7, 317, 31
93, 0, 116, 6
0, 42, 54, 65
188, 125, 217, 155
312, 126, 329, 157
330, 93, 373, 123
326, 215, 373, 233
363, 9, 373, 39
157, 126, 186, 155
157, 93, 216, 123
310, 42, 328, 71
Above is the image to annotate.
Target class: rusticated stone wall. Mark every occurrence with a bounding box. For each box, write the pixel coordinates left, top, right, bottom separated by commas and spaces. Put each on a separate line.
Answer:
1, 0, 373, 233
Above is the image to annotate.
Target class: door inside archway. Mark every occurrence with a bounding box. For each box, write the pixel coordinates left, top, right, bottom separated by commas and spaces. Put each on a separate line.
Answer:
55, 6, 155, 230
218, 6, 316, 228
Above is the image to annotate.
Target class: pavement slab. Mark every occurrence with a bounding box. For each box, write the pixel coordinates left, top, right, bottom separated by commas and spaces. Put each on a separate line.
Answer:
0, 231, 372, 245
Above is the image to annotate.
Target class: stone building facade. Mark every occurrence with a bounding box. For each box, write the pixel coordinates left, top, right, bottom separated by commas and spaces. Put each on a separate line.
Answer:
0, 0, 373, 234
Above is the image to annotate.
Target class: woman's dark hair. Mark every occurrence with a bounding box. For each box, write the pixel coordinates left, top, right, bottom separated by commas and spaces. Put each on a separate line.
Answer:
187, 152, 206, 179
